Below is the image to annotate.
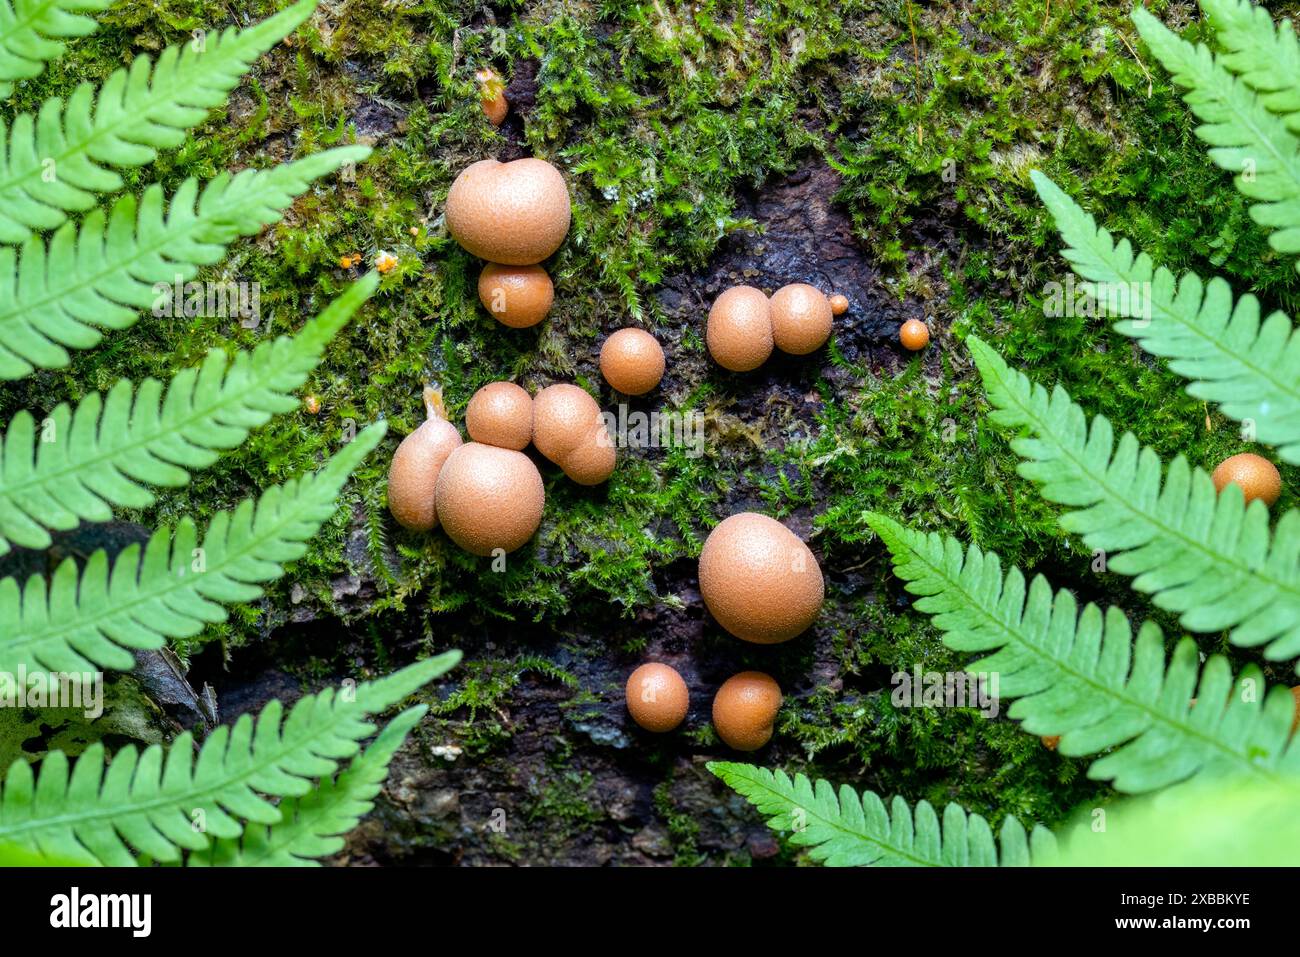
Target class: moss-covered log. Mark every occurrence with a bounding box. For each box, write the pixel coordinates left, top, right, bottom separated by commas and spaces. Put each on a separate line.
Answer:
5, 0, 1298, 864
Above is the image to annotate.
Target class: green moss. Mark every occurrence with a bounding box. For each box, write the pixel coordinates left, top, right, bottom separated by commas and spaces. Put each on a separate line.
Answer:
652, 780, 708, 867
524, 768, 602, 839
421, 653, 577, 758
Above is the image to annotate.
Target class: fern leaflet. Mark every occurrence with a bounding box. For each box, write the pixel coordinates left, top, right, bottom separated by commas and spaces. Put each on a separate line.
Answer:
0, 0, 316, 243
0, 421, 386, 676
1200, 0, 1300, 124
0, 652, 459, 865
868, 513, 1300, 792
0, 146, 368, 380
970, 335, 1300, 669
1031, 170, 1300, 464
0, 273, 377, 556
191, 705, 423, 866
1133, 7, 1300, 263
0, 0, 112, 98
709, 762, 1055, 866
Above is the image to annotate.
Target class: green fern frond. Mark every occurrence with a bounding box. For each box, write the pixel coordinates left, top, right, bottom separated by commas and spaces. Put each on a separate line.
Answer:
969, 335, 1300, 669
1133, 6, 1300, 263
0, 421, 386, 676
191, 705, 423, 866
0, 146, 368, 380
1031, 170, 1300, 464
1201, 0, 1300, 124
0, 273, 378, 556
0, 652, 459, 866
0, 0, 113, 98
0, 0, 316, 244
709, 762, 1056, 866
867, 513, 1300, 792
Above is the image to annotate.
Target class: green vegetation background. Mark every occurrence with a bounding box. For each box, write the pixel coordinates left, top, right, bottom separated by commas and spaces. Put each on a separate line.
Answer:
7, 0, 1300, 861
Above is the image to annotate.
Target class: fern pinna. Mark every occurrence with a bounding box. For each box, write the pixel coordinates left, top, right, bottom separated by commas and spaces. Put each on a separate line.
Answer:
0, 272, 380, 559
0, 653, 460, 866
189, 704, 426, 867
710, 763, 1057, 867
969, 336, 1300, 666
0, 147, 369, 380
867, 512, 1300, 793
716, 0, 1300, 866
0, 0, 427, 866
0, 0, 115, 100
